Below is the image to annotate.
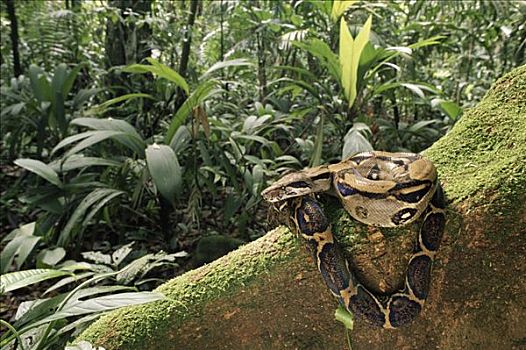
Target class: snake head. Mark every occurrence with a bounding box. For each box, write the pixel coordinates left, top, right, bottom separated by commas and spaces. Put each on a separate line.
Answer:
261, 166, 332, 203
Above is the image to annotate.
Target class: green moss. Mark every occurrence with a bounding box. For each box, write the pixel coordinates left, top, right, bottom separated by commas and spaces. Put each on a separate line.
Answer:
77, 227, 299, 349
425, 65, 526, 211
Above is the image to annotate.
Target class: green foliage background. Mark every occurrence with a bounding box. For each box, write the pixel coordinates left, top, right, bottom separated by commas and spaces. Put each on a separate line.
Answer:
0, 0, 524, 349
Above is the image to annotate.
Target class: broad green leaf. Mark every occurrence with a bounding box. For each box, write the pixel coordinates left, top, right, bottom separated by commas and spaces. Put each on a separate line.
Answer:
52, 90, 67, 135
123, 59, 189, 95
335, 305, 354, 330
169, 125, 192, 154
223, 194, 242, 223
67, 286, 138, 304
37, 247, 66, 268
58, 317, 106, 344
49, 155, 121, 173
233, 134, 271, 145
72, 117, 143, 139
116, 254, 152, 284
331, 0, 357, 22
51, 63, 68, 98
63, 130, 127, 157
372, 81, 400, 96
242, 115, 272, 134
14, 298, 62, 329
52, 131, 100, 155
400, 83, 425, 98
271, 65, 318, 81
58, 189, 126, 246
14, 235, 41, 271
293, 39, 341, 81
90, 93, 153, 112
63, 64, 81, 96
359, 41, 378, 67
271, 77, 320, 100
0, 269, 72, 294
58, 261, 97, 272
31, 292, 165, 326
409, 35, 445, 49
407, 120, 436, 133
342, 123, 373, 158
44, 272, 95, 296
340, 18, 353, 106
432, 98, 462, 120
147, 58, 190, 95
275, 155, 301, 167
164, 80, 219, 145
1, 222, 33, 244
15, 286, 135, 329
28, 65, 51, 102
71, 117, 145, 155
0, 223, 39, 273
14, 158, 62, 187
200, 58, 252, 79
73, 88, 102, 108
82, 190, 125, 226
145, 144, 182, 204
339, 16, 372, 109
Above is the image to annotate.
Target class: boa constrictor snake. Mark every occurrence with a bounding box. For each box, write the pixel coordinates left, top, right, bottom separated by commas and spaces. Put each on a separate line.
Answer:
262, 151, 446, 329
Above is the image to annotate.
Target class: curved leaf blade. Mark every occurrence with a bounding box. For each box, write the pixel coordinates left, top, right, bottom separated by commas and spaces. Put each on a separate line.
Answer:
145, 144, 182, 204
123, 59, 189, 95
90, 93, 153, 112
14, 159, 62, 187
200, 58, 253, 79
339, 16, 372, 109
331, 0, 358, 22
31, 292, 165, 325
58, 189, 126, 246
1, 269, 72, 294
164, 80, 219, 145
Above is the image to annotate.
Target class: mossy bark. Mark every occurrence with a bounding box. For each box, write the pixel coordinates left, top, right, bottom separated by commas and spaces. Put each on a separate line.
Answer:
77, 66, 526, 350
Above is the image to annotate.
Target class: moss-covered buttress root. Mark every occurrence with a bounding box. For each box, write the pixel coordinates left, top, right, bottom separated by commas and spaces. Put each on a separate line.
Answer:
78, 66, 526, 349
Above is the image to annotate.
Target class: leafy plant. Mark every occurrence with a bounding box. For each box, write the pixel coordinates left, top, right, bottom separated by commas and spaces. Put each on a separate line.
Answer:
1, 63, 100, 160
0, 265, 165, 350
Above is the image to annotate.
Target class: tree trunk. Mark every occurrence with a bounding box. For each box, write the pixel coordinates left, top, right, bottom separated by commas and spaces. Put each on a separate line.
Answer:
77, 67, 526, 350
105, 0, 152, 85
256, 32, 268, 102
178, 0, 198, 80
4, 0, 22, 77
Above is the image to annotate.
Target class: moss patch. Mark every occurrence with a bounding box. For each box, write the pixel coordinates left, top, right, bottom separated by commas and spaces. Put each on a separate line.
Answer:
425, 65, 526, 210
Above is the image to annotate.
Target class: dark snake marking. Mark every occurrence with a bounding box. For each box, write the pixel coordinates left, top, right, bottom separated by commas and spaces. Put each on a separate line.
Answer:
296, 197, 329, 235
388, 296, 422, 328
407, 255, 432, 299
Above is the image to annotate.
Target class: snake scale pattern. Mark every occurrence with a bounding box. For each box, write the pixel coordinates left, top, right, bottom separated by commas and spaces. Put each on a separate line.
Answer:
262, 151, 446, 328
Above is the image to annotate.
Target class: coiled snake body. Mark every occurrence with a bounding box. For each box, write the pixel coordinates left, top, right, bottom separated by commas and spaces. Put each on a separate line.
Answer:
262, 151, 446, 328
